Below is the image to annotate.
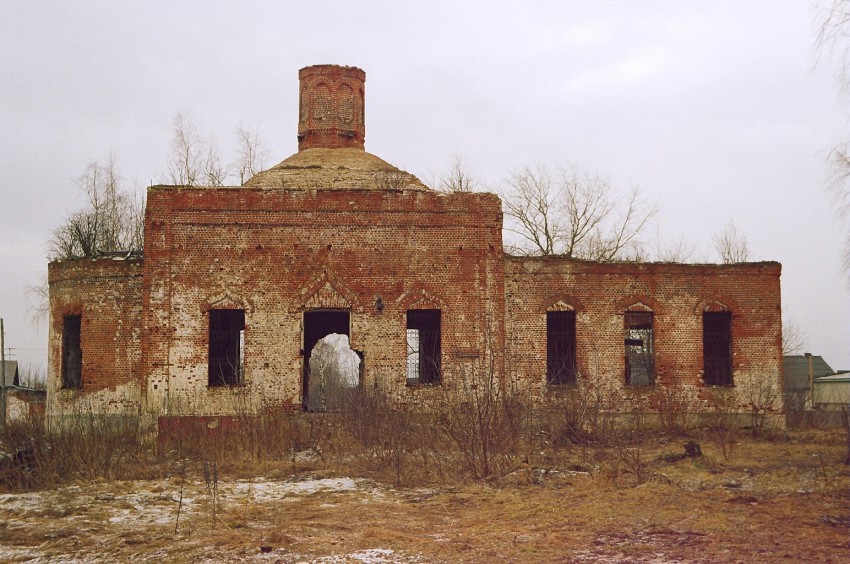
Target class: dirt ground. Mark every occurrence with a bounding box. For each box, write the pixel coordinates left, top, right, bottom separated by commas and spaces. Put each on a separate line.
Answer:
0, 431, 848, 563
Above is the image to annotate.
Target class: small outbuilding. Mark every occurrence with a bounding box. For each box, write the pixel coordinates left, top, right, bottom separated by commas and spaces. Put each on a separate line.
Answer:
2, 360, 46, 425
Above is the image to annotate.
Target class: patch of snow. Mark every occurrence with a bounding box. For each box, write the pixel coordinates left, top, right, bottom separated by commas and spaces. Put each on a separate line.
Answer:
0, 475, 399, 563
232, 477, 363, 501
300, 547, 424, 563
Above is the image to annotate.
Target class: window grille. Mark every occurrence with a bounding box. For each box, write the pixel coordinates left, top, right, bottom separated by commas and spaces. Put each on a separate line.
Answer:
624, 310, 654, 386
547, 310, 577, 385
703, 311, 733, 386
406, 309, 441, 385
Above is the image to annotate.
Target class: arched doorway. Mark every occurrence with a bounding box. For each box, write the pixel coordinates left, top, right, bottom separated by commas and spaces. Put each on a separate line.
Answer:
303, 309, 359, 411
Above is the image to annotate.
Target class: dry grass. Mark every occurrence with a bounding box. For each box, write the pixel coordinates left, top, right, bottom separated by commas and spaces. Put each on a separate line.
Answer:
2, 390, 849, 561
0, 426, 847, 562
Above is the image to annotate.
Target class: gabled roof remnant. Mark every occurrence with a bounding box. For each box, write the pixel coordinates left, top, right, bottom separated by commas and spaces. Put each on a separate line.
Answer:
783, 354, 840, 391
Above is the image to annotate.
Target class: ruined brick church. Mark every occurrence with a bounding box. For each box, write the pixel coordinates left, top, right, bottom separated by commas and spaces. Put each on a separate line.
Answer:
47, 65, 783, 427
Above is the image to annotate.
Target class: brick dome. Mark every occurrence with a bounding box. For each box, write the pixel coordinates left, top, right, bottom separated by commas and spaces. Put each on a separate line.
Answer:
243, 147, 429, 190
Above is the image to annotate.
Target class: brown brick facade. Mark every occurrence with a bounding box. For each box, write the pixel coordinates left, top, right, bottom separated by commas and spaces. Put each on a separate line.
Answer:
46, 65, 783, 426
47, 257, 144, 419
140, 186, 505, 416
505, 258, 782, 411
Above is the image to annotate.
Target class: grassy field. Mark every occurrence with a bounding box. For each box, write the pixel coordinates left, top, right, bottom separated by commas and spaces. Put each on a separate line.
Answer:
1, 426, 847, 563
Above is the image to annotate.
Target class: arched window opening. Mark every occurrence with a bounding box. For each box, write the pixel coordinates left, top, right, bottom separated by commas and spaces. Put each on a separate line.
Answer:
624, 310, 654, 386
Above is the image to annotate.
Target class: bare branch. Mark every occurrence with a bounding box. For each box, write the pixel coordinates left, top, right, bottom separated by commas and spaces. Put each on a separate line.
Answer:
815, 0, 850, 100
26, 272, 49, 329
650, 230, 697, 263
48, 157, 145, 260
164, 112, 231, 186
436, 154, 479, 193
712, 221, 751, 264
561, 169, 614, 258
234, 123, 269, 185
502, 164, 562, 255
165, 112, 202, 186
827, 143, 850, 275
202, 136, 229, 186
502, 165, 655, 260
782, 320, 808, 356
816, 1, 850, 276
126, 189, 146, 252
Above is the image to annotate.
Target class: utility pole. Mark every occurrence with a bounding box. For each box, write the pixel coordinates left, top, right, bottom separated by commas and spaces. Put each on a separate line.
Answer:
1, 317, 6, 428
805, 352, 814, 413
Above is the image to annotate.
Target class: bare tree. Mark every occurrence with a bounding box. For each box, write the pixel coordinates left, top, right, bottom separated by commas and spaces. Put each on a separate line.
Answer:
203, 138, 229, 186
234, 123, 269, 185
164, 112, 229, 186
827, 143, 850, 274
436, 154, 478, 193
712, 221, 750, 264
26, 271, 49, 328
782, 319, 808, 355
48, 156, 145, 260
502, 165, 656, 260
126, 189, 145, 251
502, 164, 560, 255
816, 1, 850, 274
647, 227, 697, 263
816, 0, 850, 98
165, 112, 202, 186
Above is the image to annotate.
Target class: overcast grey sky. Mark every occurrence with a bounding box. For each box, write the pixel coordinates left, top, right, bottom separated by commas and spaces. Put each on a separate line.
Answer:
1, 1, 848, 375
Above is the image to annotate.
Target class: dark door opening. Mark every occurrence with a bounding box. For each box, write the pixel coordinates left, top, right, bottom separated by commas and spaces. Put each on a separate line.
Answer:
303, 309, 350, 410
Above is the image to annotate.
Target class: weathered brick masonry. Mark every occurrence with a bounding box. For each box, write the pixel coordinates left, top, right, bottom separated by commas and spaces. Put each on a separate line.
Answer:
141, 185, 504, 416
47, 256, 143, 419
506, 258, 782, 410
298, 64, 365, 151
46, 65, 783, 426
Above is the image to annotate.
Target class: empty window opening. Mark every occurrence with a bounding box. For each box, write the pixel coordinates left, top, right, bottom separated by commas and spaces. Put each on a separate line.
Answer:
61, 314, 82, 389
703, 311, 733, 386
406, 309, 441, 385
208, 309, 245, 387
303, 309, 350, 411
308, 333, 361, 412
624, 310, 654, 386
547, 310, 577, 385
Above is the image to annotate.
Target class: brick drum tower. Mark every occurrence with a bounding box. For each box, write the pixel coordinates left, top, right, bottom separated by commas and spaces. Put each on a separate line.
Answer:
298, 65, 365, 151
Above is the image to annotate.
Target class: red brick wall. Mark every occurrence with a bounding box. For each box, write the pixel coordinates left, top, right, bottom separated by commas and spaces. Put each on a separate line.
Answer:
298, 65, 366, 151
47, 257, 143, 416
505, 257, 783, 411
46, 199, 783, 421
142, 186, 505, 415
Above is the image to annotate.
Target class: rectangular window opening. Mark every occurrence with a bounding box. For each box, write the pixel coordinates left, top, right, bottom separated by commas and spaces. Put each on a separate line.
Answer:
547, 310, 577, 385
703, 311, 733, 386
406, 309, 441, 385
208, 309, 245, 387
624, 310, 654, 386
61, 314, 82, 389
